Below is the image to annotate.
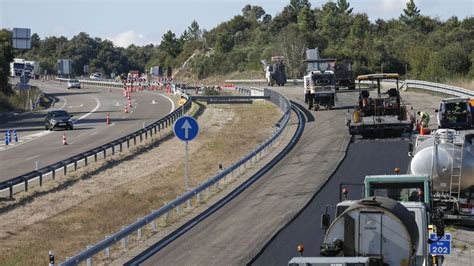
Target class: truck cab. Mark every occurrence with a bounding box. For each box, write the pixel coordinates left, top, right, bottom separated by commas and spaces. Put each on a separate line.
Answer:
288, 174, 445, 266
436, 97, 472, 129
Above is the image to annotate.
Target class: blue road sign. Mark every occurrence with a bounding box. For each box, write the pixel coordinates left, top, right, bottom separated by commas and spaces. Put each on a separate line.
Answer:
429, 233, 451, 255
173, 116, 199, 142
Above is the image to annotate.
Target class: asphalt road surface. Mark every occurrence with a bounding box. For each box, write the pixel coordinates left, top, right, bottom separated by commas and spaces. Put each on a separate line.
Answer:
250, 138, 410, 265
0, 80, 175, 182
137, 86, 359, 265
129, 85, 443, 265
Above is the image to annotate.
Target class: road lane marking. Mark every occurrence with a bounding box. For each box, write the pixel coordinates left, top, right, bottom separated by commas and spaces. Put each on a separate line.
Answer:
68, 103, 84, 108
26, 155, 40, 161
160, 94, 175, 114
57, 96, 67, 110
72, 96, 101, 124
0, 96, 101, 152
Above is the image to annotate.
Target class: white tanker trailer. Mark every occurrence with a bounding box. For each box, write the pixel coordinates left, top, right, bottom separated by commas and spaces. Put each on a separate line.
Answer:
409, 128, 474, 223
289, 197, 439, 265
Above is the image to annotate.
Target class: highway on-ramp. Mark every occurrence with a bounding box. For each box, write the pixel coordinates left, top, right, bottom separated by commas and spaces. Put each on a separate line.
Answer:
0, 81, 176, 182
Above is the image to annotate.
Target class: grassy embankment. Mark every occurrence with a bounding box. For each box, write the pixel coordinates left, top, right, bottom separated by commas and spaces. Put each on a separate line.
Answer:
0, 101, 281, 265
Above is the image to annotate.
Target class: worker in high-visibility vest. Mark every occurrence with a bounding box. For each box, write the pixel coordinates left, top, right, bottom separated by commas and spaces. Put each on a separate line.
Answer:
178, 96, 187, 106
417, 111, 430, 128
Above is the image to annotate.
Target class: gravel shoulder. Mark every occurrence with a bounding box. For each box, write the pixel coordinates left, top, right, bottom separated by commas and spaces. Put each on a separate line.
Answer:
0, 100, 281, 265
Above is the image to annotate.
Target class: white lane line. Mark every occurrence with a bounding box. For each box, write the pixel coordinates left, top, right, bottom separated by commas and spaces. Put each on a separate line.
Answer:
58, 96, 68, 110
68, 103, 84, 108
26, 155, 40, 161
0, 95, 101, 152
160, 94, 175, 114
72, 96, 101, 124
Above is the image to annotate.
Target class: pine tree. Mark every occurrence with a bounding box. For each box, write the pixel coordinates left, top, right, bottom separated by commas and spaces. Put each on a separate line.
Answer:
400, 0, 421, 27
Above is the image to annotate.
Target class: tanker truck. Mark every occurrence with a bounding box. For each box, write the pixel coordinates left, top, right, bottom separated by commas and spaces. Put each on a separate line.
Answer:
289, 175, 447, 265
289, 196, 443, 265
409, 128, 474, 224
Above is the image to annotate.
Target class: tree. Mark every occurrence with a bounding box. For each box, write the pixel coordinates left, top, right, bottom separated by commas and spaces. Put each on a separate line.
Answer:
31, 33, 40, 50
242, 5, 265, 21
160, 31, 182, 58
297, 6, 316, 33
277, 24, 306, 82
0, 29, 14, 94
336, 0, 353, 15
188, 20, 202, 40
400, 0, 421, 28
215, 32, 234, 53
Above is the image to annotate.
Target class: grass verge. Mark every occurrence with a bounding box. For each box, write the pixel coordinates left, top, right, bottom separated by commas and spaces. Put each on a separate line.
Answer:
0, 101, 281, 265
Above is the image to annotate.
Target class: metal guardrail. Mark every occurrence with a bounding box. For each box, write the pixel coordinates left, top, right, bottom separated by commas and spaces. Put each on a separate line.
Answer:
56, 77, 124, 88
405, 80, 474, 98
126, 100, 305, 265
59, 88, 291, 265
359, 79, 474, 98
0, 84, 190, 198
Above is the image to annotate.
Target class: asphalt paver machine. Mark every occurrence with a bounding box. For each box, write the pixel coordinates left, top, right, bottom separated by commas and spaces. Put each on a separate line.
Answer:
347, 73, 414, 137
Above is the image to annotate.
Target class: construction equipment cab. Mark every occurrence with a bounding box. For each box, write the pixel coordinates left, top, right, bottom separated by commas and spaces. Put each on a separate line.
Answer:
347, 73, 414, 137
289, 174, 446, 266
436, 97, 472, 129
262, 56, 287, 86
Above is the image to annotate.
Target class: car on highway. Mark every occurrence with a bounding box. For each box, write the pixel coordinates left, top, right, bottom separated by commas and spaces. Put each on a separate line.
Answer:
67, 79, 81, 89
89, 73, 102, 79
45, 110, 74, 130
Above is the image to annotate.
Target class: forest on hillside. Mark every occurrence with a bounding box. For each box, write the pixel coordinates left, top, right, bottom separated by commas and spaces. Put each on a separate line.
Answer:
2, 0, 473, 86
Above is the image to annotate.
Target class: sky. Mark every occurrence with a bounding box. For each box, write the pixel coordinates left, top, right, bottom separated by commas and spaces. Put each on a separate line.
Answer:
1, 0, 473, 48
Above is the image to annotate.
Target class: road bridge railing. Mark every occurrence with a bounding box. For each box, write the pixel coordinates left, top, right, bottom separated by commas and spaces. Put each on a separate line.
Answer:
58, 88, 291, 266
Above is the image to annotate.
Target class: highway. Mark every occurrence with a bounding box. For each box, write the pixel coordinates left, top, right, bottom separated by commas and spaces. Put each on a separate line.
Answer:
130, 85, 443, 265
0, 80, 176, 182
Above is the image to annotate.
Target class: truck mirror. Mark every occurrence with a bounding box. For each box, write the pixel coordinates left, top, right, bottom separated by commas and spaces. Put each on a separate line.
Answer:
321, 214, 331, 229
408, 143, 414, 157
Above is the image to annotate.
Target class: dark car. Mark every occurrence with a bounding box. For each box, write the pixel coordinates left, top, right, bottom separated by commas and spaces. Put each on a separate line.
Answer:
45, 110, 74, 130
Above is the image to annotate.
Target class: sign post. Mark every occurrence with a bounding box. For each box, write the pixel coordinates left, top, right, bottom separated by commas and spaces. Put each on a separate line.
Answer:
173, 116, 199, 191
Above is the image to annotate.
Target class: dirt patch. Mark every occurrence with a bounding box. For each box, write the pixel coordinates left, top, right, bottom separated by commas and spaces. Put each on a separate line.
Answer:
0, 101, 281, 265
444, 226, 474, 265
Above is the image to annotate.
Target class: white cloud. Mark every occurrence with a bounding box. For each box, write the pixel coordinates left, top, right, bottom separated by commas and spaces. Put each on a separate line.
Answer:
106, 30, 155, 47
379, 0, 425, 13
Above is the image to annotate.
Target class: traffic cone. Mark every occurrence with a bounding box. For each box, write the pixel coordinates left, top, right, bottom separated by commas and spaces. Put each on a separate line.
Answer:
13, 129, 18, 143
420, 126, 425, 136
124, 105, 129, 113
106, 114, 111, 125
62, 133, 68, 145
108, 88, 112, 92
128, 99, 132, 107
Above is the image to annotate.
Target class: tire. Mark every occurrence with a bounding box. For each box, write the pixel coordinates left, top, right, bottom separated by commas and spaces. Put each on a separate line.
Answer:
45, 125, 49, 130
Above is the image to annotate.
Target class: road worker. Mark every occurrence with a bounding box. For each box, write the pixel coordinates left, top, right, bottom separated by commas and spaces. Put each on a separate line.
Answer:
417, 111, 430, 128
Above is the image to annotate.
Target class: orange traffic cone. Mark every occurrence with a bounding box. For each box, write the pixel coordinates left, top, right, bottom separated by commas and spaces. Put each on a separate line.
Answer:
420, 126, 425, 136
124, 106, 129, 113
62, 133, 68, 145
106, 114, 111, 124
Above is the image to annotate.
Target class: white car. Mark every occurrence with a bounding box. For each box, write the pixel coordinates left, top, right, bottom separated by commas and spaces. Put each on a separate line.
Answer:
89, 73, 102, 79
67, 79, 81, 89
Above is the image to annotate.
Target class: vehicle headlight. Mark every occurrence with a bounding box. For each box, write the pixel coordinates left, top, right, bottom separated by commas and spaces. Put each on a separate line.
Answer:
50, 119, 56, 123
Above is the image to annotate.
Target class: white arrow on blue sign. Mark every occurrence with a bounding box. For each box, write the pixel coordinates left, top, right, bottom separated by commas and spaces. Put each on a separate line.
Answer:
173, 116, 199, 142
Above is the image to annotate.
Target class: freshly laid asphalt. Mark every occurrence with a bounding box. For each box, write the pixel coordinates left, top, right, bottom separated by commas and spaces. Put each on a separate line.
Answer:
249, 138, 410, 265
119, 85, 444, 266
